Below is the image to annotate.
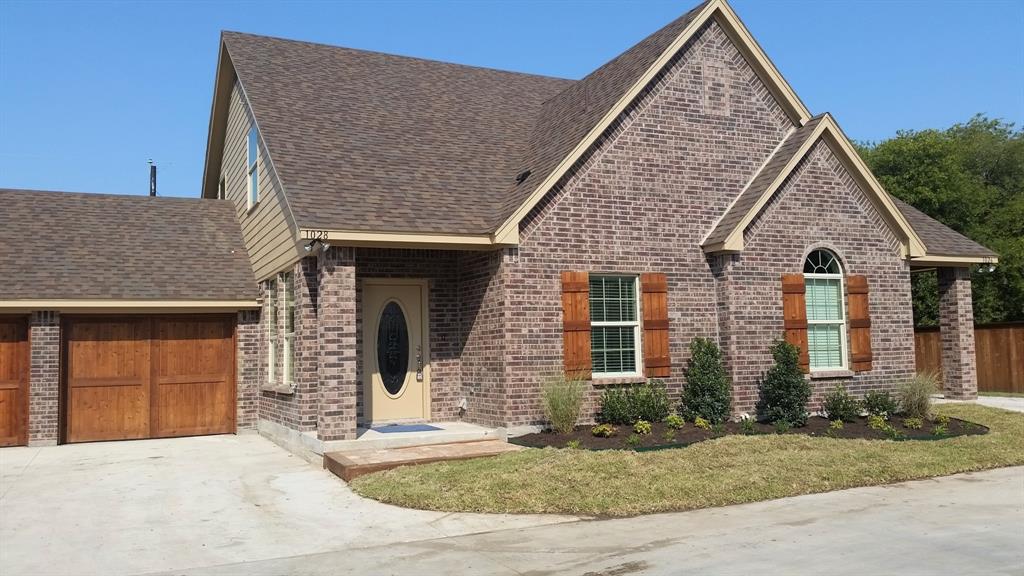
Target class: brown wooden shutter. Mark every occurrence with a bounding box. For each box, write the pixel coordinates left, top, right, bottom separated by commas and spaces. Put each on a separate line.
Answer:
641, 273, 670, 378
561, 271, 591, 379
846, 274, 873, 372
781, 274, 810, 373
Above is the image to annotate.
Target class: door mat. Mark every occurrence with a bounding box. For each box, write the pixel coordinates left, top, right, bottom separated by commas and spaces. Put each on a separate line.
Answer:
371, 424, 443, 433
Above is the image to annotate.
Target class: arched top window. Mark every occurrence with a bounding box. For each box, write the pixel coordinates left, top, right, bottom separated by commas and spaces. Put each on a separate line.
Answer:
804, 249, 842, 275
803, 249, 847, 370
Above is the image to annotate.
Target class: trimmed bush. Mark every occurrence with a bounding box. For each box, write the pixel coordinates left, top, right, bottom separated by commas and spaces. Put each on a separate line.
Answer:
863, 390, 899, 418
664, 414, 685, 430
693, 416, 711, 430
598, 380, 671, 424
541, 373, 586, 434
634, 420, 652, 435
680, 338, 732, 423
900, 372, 937, 420
822, 384, 861, 422
757, 340, 812, 426
591, 423, 617, 438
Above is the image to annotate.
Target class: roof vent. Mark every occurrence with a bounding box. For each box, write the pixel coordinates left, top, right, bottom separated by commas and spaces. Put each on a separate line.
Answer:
515, 170, 531, 185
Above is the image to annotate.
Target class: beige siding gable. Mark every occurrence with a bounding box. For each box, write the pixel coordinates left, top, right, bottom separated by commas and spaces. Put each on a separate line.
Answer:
220, 80, 303, 281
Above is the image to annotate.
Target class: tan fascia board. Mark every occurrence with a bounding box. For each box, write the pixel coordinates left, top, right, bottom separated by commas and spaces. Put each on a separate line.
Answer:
910, 254, 998, 267
492, 0, 811, 245
301, 228, 516, 250
200, 38, 235, 199
0, 299, 260, 313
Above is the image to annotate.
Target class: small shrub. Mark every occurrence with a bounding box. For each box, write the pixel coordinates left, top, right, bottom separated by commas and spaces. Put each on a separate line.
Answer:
863, 391, 899, 418
826, 419, 844, 438
774, 420, 792, 434
542, 373, 586, 434
899, 372, 937, 419
757, 341, 812, 426
591, 423, 617, 438
633, 420, 652, 435
711, 422, 726, 437
902, 417, 923, 430
598, 380, 671, 424
680, 338, 732, 423
822, 384, 861, 422
565, 439, 581, 449
626, 434, 642, 448
740, 417, 756, 435
664, 414, 685, 430
693, 416, 711, 430
933, 423, 949, 437
935, 414, 951, 427
867, 414, 888, 430
662, 429, 677, 443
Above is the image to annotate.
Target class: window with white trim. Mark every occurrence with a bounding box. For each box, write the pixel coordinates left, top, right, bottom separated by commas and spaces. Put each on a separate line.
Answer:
246, 127, 259, 209
282, 271, 296, 385
266, 278, 277, 384
589, 275, 642, 377
803, 250, 847, 371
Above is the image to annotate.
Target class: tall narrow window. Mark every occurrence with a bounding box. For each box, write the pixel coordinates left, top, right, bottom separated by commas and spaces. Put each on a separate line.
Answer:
589, 275, 642, 377
266, 278, 277, 384
247, 127, 259, 209
803, 250, 847, 371
282, 271, 296, 386
217, 176, 226, 200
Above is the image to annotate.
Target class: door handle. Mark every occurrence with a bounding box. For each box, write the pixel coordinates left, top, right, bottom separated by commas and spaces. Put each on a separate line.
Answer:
416, 345, 423, 382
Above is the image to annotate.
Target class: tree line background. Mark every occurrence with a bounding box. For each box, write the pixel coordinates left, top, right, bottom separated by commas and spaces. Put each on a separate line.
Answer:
857, 116, 1023, 327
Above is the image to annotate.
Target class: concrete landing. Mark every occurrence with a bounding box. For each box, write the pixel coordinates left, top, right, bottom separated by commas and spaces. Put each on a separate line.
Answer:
324, 440, 522, 482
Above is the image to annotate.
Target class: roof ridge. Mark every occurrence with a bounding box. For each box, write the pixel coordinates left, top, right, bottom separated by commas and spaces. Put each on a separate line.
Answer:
0, 188, 219, 202
221, 30, 576, 84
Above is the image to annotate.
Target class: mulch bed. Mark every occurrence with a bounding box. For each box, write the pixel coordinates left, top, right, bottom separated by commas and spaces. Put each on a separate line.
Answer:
510, 415, 988, 451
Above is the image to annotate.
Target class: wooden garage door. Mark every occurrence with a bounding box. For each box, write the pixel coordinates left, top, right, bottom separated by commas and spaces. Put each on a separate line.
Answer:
0, 317, 29, 447
65, 315, 236, 443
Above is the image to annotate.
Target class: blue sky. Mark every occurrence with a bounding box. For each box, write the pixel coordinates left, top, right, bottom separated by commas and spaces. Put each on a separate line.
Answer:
1, 0, 1022, 198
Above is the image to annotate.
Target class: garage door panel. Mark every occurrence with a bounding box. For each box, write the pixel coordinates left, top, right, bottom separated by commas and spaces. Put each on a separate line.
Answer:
0, 318, 29, 447
66, 315, 235, 443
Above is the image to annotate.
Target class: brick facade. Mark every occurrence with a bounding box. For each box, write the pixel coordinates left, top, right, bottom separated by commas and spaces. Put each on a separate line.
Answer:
317, 247, 358, 440
938, 267, 978, 399
28, 311, 59, 446
236, 310, 261, 430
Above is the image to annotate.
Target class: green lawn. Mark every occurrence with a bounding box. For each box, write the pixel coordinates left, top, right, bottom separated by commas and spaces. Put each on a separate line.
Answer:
351, 404, 1024, 517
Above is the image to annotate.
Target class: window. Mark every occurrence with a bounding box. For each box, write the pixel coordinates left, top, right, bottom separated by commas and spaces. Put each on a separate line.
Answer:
266, 278, 277, 383
217, 176, 225, 200
589, 275, 642, 377
246, 127, 259, 209
803, 250, 847, 371
282, 272, 296, 385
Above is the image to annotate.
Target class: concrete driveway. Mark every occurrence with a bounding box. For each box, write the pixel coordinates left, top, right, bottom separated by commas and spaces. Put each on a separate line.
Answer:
0, 434, 575, 576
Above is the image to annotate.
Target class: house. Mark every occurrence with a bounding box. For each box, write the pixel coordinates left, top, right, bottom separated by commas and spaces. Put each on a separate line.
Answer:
0, 0, 996, 452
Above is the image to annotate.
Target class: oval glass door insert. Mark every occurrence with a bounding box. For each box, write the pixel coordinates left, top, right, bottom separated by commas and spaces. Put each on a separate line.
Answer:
376, 301, 410, 395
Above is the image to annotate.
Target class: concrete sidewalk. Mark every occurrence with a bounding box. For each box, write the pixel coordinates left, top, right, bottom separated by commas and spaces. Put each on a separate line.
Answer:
160, 466, 1024, 576
0, 434, 576, 576
936, 395, 1024, 413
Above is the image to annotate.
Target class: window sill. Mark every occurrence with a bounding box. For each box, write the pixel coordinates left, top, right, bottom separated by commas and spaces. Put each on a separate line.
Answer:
808, 370, 854, 380
261, 382, 295, 394
591, 375, 647, 387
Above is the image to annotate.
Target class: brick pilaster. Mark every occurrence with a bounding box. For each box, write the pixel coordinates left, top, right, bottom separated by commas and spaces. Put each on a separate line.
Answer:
318, 247, 358, 441
938, 267, 977, 399
294, 256, 320, 429
236, 310, 260, 430
28, 311, 59, 446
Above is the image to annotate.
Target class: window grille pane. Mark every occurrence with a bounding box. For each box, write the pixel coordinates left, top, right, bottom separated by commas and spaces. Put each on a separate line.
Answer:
806, 278, 842, 321
808, 324, 842, 369
248, 128, 258, 168
589, 276, 636, 323
591, 326, 636, 374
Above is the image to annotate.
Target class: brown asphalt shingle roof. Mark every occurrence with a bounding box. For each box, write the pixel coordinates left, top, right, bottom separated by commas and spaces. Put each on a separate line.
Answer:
704, 114, 825, 246
0, 189, 257, 301
892, 196, 998, 259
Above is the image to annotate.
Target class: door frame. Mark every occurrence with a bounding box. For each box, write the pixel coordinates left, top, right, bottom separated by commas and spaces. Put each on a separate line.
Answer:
60, 313, 238, 444
361, 278, 431, 424
0, 315, 29, 447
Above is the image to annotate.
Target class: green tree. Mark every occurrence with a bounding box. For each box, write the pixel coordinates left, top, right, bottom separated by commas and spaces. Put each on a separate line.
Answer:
680, 337, 731, 423
858, 115, 1023, 325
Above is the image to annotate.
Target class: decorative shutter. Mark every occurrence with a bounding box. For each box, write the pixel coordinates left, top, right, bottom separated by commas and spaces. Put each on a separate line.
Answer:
846, 275, 873, 372
561, 271, 591, 379
641, 273, 670, 378
781, 274, 810, 373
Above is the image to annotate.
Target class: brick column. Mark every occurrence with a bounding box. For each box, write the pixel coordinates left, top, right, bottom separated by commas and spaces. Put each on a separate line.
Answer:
317, 247, 358, 441
938, 267, 977, 399
28, 311, 59, 446
236, 310, 261, 430
294, 256, 320, 429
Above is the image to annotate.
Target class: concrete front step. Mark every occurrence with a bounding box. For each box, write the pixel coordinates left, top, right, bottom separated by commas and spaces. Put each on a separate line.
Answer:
324, 439, 522, 482
321, 421, 506, 453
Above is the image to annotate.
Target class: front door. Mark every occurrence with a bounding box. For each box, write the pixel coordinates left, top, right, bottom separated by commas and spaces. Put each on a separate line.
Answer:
362, 280, 429, 424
